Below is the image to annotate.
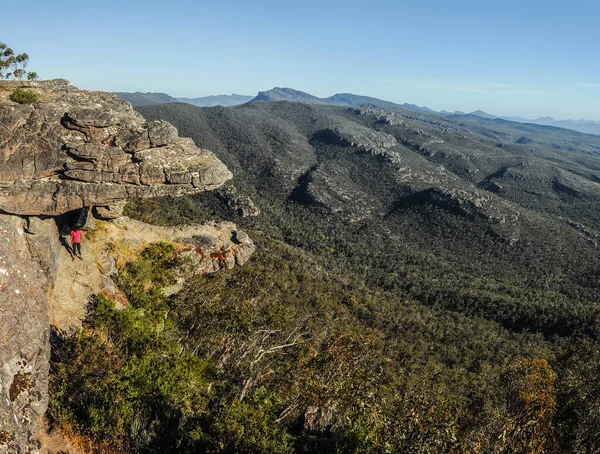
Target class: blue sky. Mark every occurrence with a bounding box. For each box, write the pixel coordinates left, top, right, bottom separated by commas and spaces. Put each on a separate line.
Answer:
3, 0, 599, 119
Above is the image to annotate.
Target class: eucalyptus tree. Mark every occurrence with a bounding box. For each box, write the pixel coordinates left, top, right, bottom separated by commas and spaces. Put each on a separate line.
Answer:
0, 42, 37, 80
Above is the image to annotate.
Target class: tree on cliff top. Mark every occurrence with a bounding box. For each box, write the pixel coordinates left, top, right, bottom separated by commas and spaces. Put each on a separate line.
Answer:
0, 42, 38, 80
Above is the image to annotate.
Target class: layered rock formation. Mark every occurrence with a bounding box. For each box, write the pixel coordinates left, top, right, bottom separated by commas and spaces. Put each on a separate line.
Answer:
0, 79, 232, 216
0, 80, 251, 453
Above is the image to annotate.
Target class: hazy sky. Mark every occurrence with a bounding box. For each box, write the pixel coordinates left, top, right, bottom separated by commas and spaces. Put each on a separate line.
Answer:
3, 0, 599, 120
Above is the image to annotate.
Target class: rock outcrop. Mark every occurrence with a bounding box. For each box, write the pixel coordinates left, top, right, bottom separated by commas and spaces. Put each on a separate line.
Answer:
0, 80, 251, 453
216, 184, 260, 217
350, 106, 404, 126
395, 186, 522, 244
289, 163, 383, 222
296, 406, 339, 437
317, 124, 398, 158
0, 215, 58, 453
50, 218, 255, 330
0, 79, 232, 216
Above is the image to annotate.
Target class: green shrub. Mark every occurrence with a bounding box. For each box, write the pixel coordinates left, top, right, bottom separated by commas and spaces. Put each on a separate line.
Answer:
47, 235, 600, 452
50, 246, 214, 453
9, 88, 39, 104
208, 388, 294, 454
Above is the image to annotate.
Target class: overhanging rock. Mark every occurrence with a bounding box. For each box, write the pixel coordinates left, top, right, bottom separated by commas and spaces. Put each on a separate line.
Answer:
0, 79, 232, 216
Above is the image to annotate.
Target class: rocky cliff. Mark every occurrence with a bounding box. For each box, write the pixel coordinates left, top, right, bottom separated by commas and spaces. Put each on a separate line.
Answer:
0, 80, 253, 453
0, 215, 58, 454
0, 79, 232, 216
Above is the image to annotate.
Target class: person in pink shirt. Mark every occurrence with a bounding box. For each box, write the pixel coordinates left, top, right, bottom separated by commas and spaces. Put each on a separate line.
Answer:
70, 228, 83, 260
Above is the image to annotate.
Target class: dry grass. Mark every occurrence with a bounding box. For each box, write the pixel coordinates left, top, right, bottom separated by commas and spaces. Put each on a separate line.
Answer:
0, 80, 66, 104
39, 417, 124, 454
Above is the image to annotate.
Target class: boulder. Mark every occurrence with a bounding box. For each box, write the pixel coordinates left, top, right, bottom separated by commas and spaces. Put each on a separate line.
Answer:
93, 203, 125, 220
148, 120, 178, 147
217, 184, 261, 217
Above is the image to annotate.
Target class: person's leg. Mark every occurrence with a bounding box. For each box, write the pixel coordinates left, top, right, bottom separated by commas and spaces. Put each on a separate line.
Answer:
74, 242, 81, 257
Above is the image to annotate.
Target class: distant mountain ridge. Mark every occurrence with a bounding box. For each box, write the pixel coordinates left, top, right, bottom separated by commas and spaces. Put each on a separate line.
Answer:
252, 87, 434, 114
253, 87, 325, 104
114, 88, 599, 136
113, 92, 178, 106
252, 88, 600, 136
176, 94, 254, 107
468, 110, 600, 136
114, 92, 253, 107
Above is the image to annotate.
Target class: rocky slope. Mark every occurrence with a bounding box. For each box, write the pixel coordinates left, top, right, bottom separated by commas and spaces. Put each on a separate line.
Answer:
137, 100, 600, 301
0, 80, 253, 453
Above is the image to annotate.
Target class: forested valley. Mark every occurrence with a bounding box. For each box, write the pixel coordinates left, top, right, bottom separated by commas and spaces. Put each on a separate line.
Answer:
50, 100, 600, 453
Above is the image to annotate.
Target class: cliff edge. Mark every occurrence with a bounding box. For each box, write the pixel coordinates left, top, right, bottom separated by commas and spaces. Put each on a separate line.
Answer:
0, 79, 232, 216
0, 80, 251, 453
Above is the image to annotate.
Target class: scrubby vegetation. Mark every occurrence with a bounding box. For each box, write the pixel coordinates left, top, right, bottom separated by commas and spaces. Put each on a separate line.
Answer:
50, 100, 600, 452
51, 237, 571, 453
9, 87, 39, 104
50, 232, 600, 453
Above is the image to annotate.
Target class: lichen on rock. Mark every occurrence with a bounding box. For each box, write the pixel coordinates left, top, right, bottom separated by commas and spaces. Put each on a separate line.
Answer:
0, 79, 233, 216
0, 214, 55, 454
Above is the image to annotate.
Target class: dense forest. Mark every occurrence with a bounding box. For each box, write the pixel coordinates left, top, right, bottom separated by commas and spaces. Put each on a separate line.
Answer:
50, 100, 600, 452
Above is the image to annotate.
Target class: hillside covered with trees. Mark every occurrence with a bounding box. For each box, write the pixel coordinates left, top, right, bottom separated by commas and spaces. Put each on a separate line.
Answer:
49, 99, 600, 453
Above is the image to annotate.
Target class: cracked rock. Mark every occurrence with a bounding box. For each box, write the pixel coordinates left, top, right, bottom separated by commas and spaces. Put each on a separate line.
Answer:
0, 79, 233, 216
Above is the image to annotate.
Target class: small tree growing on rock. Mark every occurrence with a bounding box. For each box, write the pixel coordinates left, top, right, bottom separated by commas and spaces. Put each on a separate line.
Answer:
0, 42, 38, 80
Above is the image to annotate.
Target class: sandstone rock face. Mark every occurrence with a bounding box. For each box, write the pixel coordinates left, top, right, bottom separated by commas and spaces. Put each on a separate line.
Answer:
92, 203, 126, 220
50, 218, 255, 331
0, 215, 58, 454
0, 79, 232, 216
0, 80, 246, 453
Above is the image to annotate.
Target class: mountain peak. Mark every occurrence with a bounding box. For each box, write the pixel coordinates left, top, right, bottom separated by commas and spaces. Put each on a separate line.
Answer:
253, 87, 325, 103
251, 87, 434, 113
469, 110, 497, 119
